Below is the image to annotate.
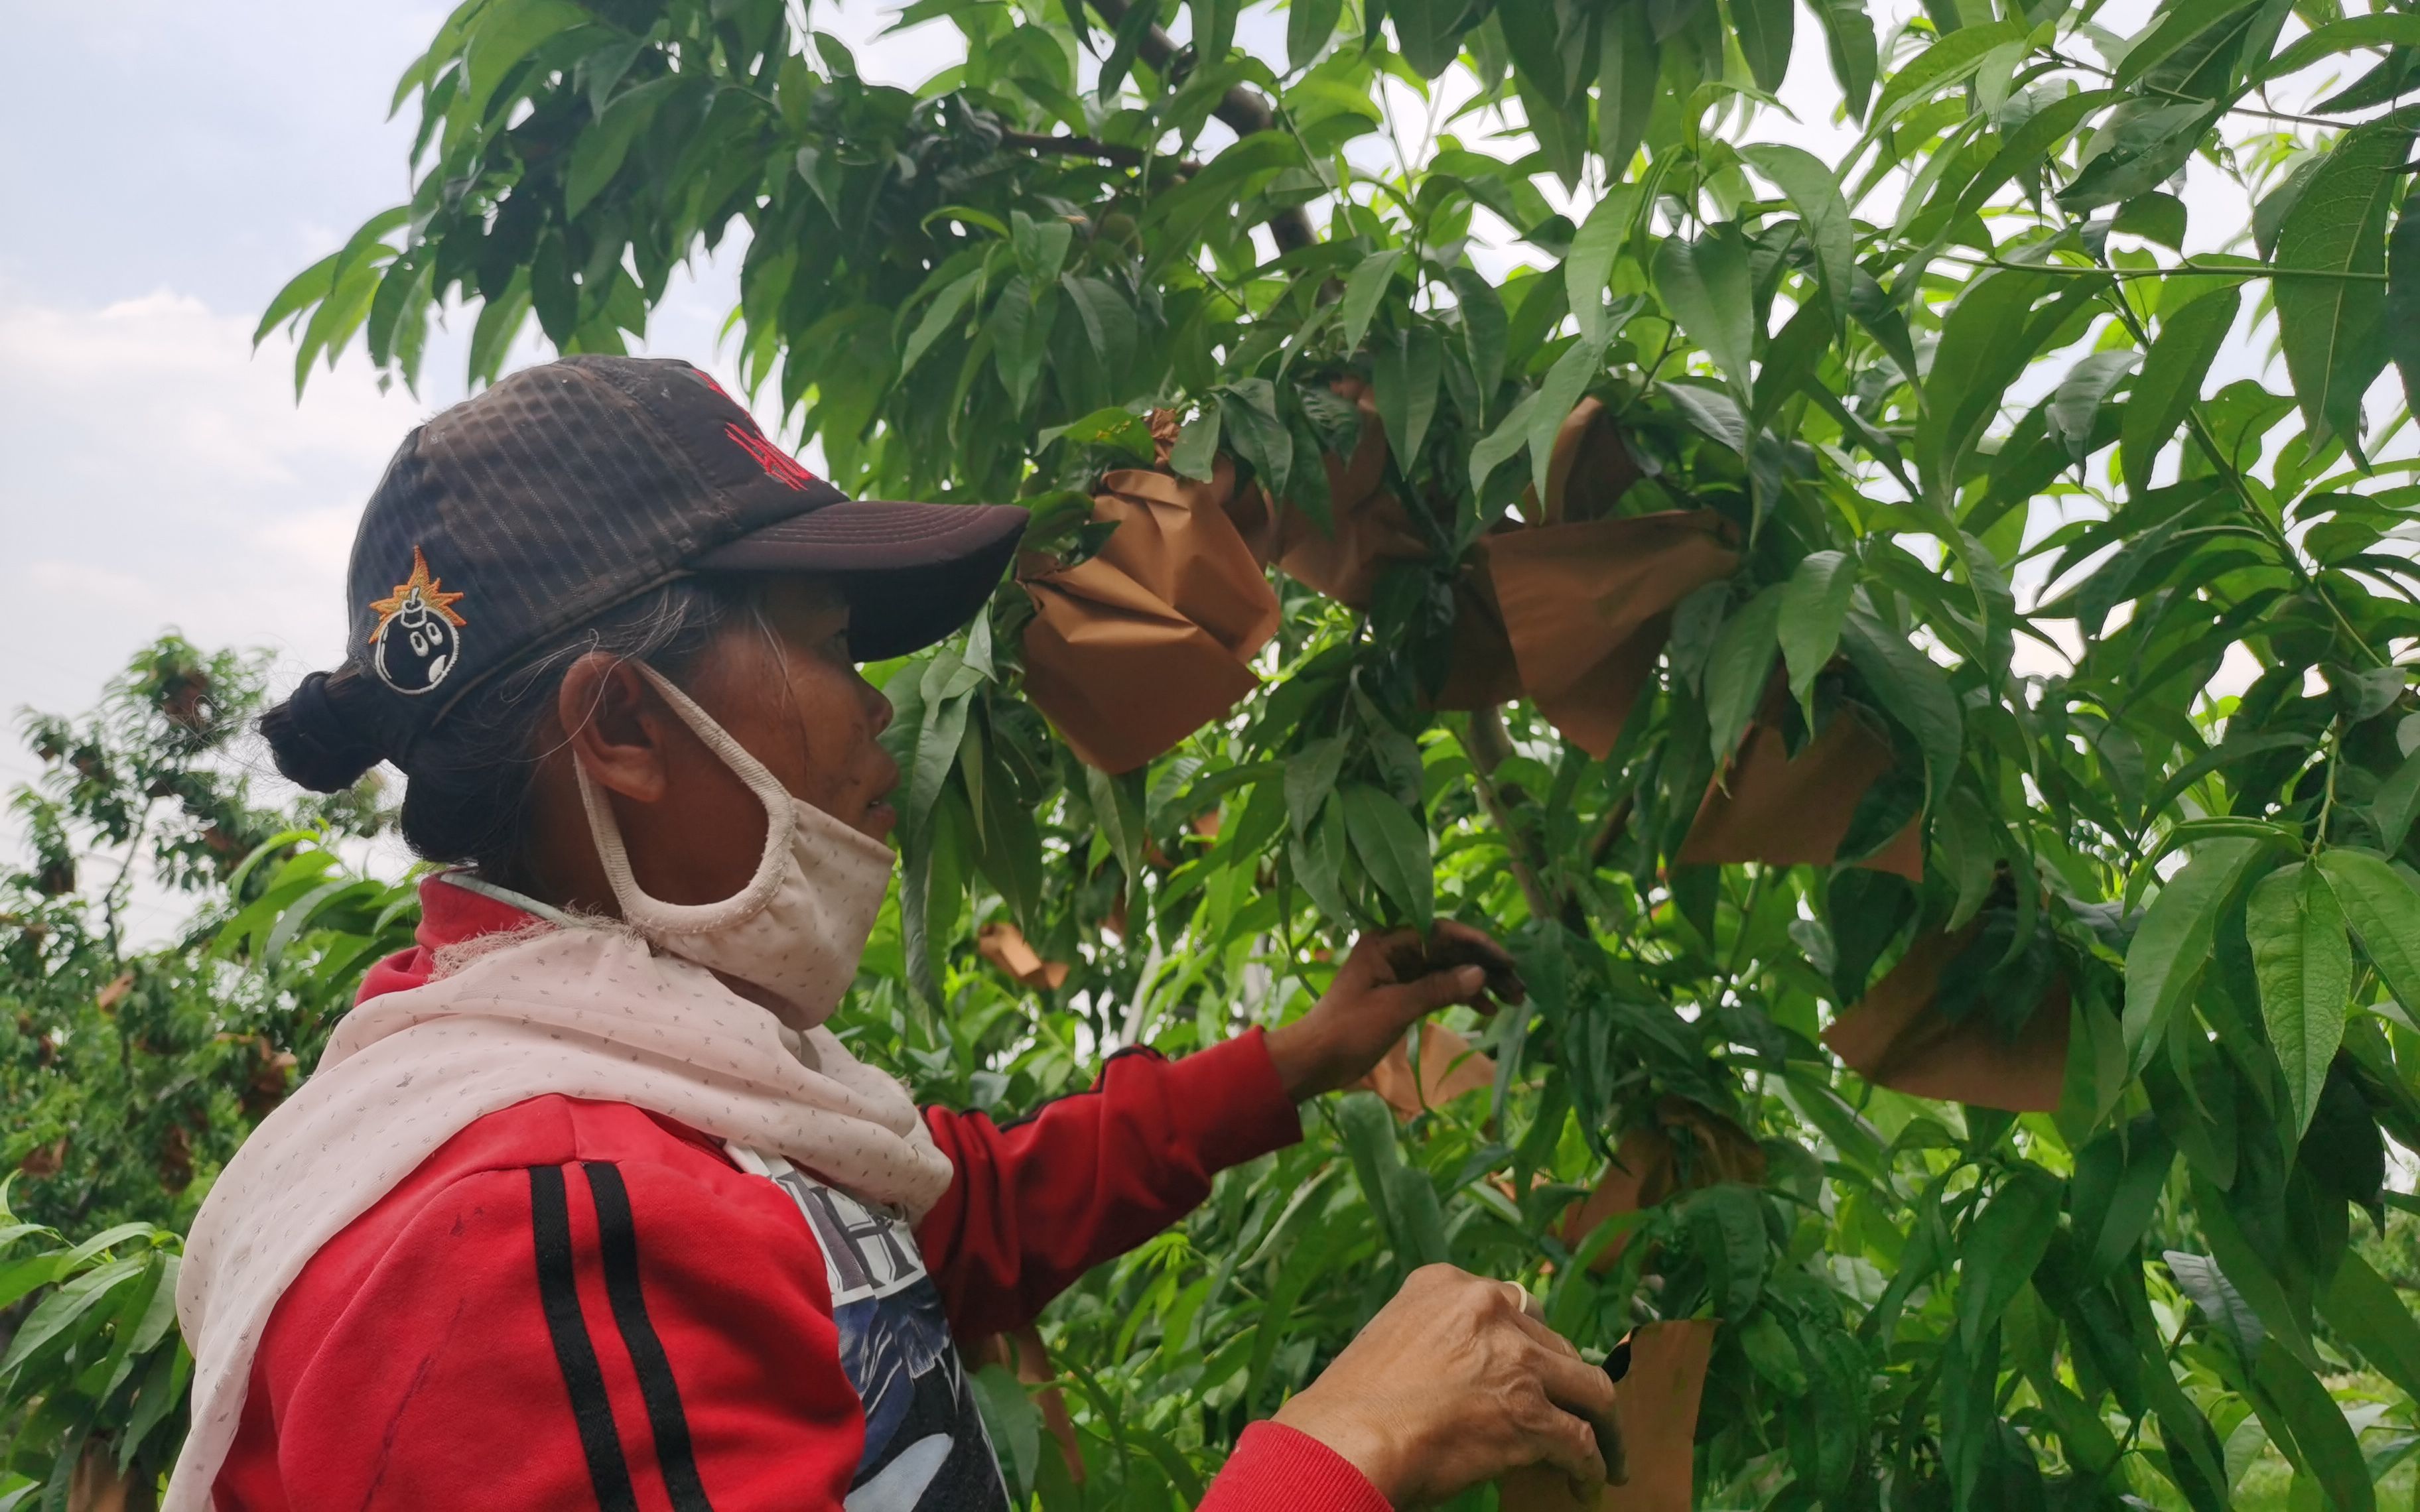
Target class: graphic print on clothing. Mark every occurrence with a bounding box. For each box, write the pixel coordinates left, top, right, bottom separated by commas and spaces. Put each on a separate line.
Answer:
728, 1147, 1011, 1512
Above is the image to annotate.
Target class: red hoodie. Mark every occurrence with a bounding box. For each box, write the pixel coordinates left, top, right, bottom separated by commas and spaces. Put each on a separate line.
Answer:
212, 877, 1387, 1512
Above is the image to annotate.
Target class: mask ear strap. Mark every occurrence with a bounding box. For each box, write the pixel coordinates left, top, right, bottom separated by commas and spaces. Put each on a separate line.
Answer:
574, 662, 792, 929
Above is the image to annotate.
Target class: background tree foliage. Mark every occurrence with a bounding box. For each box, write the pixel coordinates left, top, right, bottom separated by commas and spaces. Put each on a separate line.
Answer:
17, 0, 2420, 1502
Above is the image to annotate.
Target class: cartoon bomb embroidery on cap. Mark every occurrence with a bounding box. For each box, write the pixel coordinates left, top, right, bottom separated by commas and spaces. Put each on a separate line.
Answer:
367, 546, 468, 695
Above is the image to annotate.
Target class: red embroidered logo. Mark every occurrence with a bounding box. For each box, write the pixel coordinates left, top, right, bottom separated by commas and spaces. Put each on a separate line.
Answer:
724, 420, 818, 491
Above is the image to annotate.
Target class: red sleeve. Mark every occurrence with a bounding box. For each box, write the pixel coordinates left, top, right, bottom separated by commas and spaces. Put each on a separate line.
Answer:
913, 1027, 1302, 1338
218, 1158, 863, 1511
1197, 1422, 1394, 1512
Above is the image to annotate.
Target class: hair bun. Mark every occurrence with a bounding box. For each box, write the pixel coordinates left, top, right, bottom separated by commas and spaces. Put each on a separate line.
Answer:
260, 669, 388, 792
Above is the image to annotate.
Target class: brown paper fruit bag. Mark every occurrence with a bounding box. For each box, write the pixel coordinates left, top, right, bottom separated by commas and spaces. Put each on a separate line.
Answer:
1677, 686, 1924, 879
1020, 463, 1280, 773
1497, 1319, 1720, 1512
1351, 1021, 1497, 1120
1539, 397, 1646, 524
976, 921, 1069, 991
1248, 377, 1431, 606
1558, 1098, 1767, 1272
1481, 511, 1739, 759
1823, 918, 2072, 1112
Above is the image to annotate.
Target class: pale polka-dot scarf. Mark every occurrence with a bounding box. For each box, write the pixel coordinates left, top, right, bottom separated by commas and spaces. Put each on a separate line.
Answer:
166, 922, 955, 1511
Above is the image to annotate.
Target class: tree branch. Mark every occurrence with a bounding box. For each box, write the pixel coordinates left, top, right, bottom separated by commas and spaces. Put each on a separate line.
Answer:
1081, 0, 1320, 253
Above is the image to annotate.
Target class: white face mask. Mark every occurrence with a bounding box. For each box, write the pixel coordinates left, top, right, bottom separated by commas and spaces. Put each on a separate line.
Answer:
574, 662, 896, 1029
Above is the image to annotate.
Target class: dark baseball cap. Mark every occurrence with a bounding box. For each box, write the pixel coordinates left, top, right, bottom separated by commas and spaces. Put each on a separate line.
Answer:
327, 354, 1024, 739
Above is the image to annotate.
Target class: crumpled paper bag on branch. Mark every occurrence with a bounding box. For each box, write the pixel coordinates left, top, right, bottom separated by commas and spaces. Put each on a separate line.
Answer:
1351, 1021, 1497, 1120
976, 921, 1069, 991
1823, 920, 2072, 1112
1222, 377, 1431, 607
1677, 679, 1924, 880
1020, 459, 1281, 773
1497, 1319, 1721, 1512
1481, 511, 1739, 758
1558, 1098, 1766, 1273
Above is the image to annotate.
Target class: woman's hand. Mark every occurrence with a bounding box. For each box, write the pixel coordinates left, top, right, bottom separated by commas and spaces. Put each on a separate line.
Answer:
1264, 922, 1524, 1101
1272, 1264, 1619, 1508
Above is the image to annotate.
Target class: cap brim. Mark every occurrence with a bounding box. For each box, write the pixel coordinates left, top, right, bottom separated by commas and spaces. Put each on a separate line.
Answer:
689, 499, 1029, 661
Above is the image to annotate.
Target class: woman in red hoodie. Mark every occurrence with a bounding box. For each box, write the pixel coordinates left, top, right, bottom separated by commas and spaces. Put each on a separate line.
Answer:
172, 356, 1617, 1512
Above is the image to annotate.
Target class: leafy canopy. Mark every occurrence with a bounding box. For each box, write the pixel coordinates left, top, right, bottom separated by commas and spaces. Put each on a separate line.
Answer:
241, 0, 2420, 1506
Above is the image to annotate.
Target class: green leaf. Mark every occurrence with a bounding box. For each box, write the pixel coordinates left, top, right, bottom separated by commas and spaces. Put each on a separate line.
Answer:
1687, 1184, 1770, 1319
565, 73, 676, 216
1286, 737, 1348, 840
1743, 145, 1856, 324
1391, 0, 1469, 76
1951, 92, 2119, 228
2049, 349, 2138, 467
1732, 0, 1796, 93
2274, 109, 2417, 445
1340, 248, 1404, 355
2313, 848, 2420, 1021
1869, 20, 2028, 127
464, 0, 590, 120
2121, 285, 2240, 495
1599, 3, 1660, 170
1287, 0, 1345, 70
1341, 783, 1434, 932
1566, 188, 1641, 344
2248, 861, 2352, 1136
1526, 336, 1610, 496
2365, 746, 2420, 854
2387, 206, 2420, 418
2318, 1249, 2420, 1403
1371, 324, 1442, 471
1956, 1165, 2062, 1352
2253, 1346, 2377, 1512
1780, 551, 1857, 715
1814, 0, 1879, 118
1472, 389, 1541, 498
254, 251, 342, 347
1654, 230, 1755, 398
1172, 401, 1221, 481
970, 1363, 1044, 1497
900, 269, 985, 379
2259, 13, 2420, 80
1840, 606, 1962, 808
1706, 586, 1786, 763
1447, 267, 1509, 402
2116, 0, 2259, 86
2123, 839, 2263, 1074
2167, 1249, 2267, 1360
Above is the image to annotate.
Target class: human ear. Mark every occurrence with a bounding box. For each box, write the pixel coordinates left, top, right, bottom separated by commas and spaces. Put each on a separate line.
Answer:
556, 653, 674, 804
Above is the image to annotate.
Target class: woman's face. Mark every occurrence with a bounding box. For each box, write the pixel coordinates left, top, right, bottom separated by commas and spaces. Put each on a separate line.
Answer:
682, 578, 901, 844
533, 576, 900, 913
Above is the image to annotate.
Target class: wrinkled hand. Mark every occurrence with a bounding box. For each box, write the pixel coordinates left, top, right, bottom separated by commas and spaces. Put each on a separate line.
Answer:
1264, 922, 1523, 1102
1273, 1264, 1620, 1509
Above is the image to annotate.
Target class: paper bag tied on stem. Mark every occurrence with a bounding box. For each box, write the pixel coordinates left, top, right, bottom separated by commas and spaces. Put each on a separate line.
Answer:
1497, 1319, 1720, 1512
1677, 682, 1924, 880
1823, 921, 2072, 1112
1559, 1098, 1767, 1272
1239, 377, 1432, 607
976, 921, 1069, 991
1020, 459, 1281, 773
1538, 397, 1647, 525
1481, 511, 1739, 759
1350, 1021, 1497, 1120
